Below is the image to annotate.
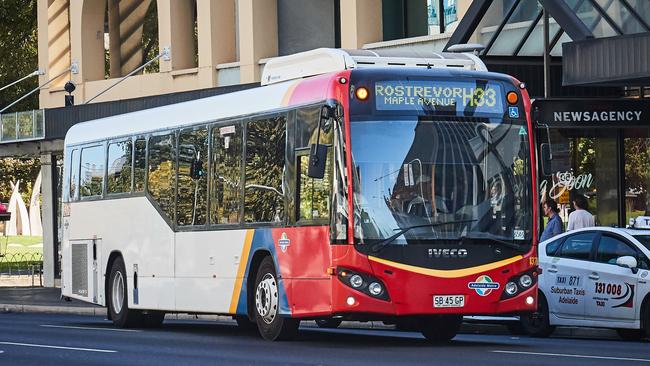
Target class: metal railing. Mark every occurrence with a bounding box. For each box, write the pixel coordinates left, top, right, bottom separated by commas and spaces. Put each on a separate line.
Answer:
0, 109, 45, 143
0, 252, 43, 286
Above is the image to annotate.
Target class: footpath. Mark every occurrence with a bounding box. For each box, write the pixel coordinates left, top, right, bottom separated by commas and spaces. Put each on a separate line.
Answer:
0, 284, 620, 340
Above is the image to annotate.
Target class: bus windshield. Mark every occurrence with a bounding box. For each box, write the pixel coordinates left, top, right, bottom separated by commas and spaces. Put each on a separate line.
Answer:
350, 117, 533, 248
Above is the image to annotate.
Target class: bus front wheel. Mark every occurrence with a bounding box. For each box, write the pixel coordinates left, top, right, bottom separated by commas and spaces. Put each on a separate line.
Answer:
253, 256, 299, 341
107, 257, 142, 328
420, 315, 462, 342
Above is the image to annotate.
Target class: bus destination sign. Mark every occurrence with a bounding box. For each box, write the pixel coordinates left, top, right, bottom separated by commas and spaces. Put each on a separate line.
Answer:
374, 80, 504, 116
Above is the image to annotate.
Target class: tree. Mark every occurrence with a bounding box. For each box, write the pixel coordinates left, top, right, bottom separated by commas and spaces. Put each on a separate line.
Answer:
0, 0, 40, 205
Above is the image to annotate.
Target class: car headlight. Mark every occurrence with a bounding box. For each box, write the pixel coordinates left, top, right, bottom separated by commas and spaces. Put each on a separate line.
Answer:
519, 274, 533, 288
505, 282, 518, 296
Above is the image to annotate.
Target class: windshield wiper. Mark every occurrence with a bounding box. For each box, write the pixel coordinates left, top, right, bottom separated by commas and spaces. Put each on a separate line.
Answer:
459, 233, 523, 251
370, 220, 477, 253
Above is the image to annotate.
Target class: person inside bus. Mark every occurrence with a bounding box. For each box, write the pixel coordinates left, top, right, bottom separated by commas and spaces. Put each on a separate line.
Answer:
567, 194, 594, 231
540, 198, 563, 242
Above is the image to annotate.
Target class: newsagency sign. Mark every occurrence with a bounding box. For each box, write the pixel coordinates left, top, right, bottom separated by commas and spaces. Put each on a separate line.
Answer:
533, 99, 650, 128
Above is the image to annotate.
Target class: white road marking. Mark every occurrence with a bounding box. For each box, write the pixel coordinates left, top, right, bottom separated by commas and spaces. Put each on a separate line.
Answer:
492, 350, 650, 362
0, 341, 115, 353
40, 324, 140, 332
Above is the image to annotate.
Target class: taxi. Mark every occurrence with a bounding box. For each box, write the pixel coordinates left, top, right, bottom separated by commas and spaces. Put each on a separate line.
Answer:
521, 216, 650, 340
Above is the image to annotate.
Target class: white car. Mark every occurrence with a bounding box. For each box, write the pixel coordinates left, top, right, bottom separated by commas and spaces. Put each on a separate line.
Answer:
521, 218, 650, 340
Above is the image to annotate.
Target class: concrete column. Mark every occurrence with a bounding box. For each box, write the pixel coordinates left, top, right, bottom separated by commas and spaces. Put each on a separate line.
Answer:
40, 154, 57, 288
37, 0, 50, 108
46, 0, 72, 88
197, 0, 236, 67
238, 0, 278, 83
340, 0, 382, 49
158, 0, 197, 72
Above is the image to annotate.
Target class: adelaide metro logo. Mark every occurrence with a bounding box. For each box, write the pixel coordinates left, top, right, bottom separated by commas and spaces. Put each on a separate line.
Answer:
278, 232, 290, 253
468, 275, 500, 296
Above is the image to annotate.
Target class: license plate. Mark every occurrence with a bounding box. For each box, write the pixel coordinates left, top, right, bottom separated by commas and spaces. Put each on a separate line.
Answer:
433, 295, 465, 308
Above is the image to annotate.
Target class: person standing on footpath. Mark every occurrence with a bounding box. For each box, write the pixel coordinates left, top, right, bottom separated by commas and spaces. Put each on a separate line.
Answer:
540, 199, 563, 242
567, 194, 595, 231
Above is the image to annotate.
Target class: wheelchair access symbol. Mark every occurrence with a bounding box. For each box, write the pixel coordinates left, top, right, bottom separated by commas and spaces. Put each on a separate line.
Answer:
508, 106, 519, 118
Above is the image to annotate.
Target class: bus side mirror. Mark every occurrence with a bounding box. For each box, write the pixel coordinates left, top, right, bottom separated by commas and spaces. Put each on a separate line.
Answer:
308, 144, 328, 179
540, 143, 552, 176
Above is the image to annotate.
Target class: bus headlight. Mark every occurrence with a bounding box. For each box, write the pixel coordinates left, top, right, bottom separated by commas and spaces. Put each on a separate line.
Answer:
350, 275, 364, 288
368, 282, 383, 296
505, 282, 518, 296
519, 275, 533, 288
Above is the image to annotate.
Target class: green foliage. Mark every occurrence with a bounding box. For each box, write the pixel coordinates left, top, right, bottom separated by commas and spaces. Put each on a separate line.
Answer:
0, 0, 38, 112
0, 158, 40, 204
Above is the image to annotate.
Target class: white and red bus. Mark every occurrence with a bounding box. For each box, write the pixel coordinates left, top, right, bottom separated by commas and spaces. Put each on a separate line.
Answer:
61, 48, 539, 342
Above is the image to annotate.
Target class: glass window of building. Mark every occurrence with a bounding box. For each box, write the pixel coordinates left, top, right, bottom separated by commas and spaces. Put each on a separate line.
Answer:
624, 131, 650, 222
211, 124, 243, 225
177, 127, 208, 226
106, 140, 132, 195
80, 145, 105, 198
148, 133, 176, 221
244, 116, 287, 223
134, 138, 146, 192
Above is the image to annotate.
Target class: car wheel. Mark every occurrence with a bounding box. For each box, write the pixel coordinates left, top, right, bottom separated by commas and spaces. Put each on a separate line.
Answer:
617, 328, 644, 341
315, 319, 343, 329
107, 257, 142, 328
254, 256, 299, 341
420, 315, 462, 342
520, 294, 555, 337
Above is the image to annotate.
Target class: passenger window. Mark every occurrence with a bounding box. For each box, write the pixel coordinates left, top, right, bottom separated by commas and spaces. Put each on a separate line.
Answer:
211, 124, 243, 225
148, 133, 176, 221
134, 138, 146, 192
596, 236, 638, 265
558, 232, 595, 261
69, 149, 80, 201
297, 153, 332, 221
244, 116, 286, 223
79, 145, 105, 198
545, 237, 563, 257
106, 140, 132, 195
177, 127, 208, 226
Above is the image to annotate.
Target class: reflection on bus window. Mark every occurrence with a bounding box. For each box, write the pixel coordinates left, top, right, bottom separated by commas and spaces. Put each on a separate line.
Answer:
244, 116, 286, 223
134, 138, 146, 192
69, 148, 80, 201
107, 140, 132, 195
80, 145, 105, 198
211, 124, 243, 225
298, 153, 332, 221
148, 133, 176, 221
177, 127, 208, 226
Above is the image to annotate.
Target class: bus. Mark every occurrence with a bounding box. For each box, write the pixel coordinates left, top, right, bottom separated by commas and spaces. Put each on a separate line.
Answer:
61, 48, 539, 342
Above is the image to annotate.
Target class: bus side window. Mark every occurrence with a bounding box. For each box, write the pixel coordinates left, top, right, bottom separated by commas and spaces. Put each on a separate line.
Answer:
210, 123, 243, 225
79, 145, 105, 198
177, 127, 208, 226
297, 152, 332, 222
244, 116, 287, 223
133, 138, 146, 192
107, 140, 132, 195
148, 133, 177, 222
68, 148, 80, 201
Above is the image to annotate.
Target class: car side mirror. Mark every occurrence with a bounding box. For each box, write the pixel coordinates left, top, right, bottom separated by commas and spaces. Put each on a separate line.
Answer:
616, 256, 638, 274
540, 143, 552, 176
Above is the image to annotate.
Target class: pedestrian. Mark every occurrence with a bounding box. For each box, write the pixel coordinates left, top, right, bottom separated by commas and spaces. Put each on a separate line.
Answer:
540, 198, 563, 242
567, 194, 594, 231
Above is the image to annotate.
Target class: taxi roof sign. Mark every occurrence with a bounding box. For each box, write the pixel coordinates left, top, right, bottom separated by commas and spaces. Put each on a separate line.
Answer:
630, 216, 650, 230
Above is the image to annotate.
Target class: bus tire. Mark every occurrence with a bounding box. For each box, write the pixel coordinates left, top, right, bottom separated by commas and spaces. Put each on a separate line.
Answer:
315, 319, 342, 329
520, 293, 554, 337
420, 315, 462, 343
253, 256, 299, 341
107, 256, 142, 328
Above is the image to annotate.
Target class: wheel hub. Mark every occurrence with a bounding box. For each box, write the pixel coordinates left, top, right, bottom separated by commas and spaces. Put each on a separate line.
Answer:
255, 273, 278, 324
111, 271, 124, 314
